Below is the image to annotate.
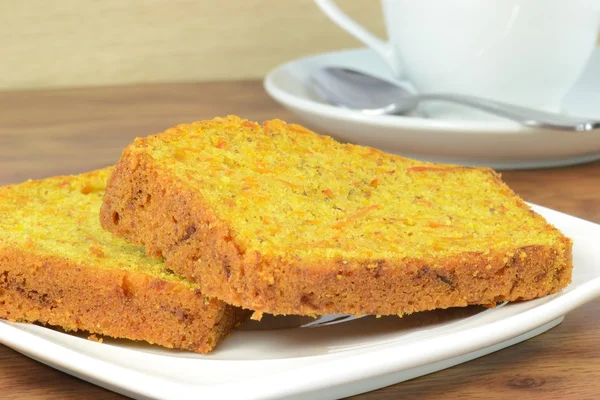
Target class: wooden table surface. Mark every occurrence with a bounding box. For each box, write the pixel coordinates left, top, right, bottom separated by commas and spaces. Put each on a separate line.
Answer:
0, 82, 598, 399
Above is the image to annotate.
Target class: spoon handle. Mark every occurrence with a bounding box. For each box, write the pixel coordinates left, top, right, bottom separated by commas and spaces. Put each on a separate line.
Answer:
416, 93, 599, 131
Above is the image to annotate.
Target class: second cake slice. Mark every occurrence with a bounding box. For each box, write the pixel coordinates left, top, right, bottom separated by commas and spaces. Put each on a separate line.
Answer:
0, 168, 247, 352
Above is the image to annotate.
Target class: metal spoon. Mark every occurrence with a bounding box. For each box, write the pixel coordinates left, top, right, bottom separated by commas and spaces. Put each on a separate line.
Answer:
311, 67, 600, 131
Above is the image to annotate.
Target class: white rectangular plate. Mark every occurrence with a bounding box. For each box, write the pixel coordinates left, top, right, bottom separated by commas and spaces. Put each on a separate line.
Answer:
1, 204, 599, 400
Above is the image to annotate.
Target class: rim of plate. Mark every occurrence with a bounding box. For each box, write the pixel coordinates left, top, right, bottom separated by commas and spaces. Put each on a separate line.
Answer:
264, 48, 594, 135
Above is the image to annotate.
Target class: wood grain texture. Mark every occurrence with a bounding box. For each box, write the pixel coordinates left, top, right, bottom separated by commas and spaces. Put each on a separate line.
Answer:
0, 0, 384, 90
0, 81, 599, 399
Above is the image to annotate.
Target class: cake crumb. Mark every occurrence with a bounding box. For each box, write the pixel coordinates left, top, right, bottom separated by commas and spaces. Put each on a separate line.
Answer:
251, 311, 264, 321
88, 334, 104, 343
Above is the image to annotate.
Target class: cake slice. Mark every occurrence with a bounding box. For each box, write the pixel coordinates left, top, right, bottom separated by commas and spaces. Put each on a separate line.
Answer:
0, 168, 248, 353
100, 116, 573, 317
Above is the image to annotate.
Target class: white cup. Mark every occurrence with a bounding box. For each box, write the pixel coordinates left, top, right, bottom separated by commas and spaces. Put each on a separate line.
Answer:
315, 0, 600, 119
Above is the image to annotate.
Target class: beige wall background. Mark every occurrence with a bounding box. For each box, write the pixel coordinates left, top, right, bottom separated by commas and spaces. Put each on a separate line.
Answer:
2, 1, 599, 91
0, 0, 385, 90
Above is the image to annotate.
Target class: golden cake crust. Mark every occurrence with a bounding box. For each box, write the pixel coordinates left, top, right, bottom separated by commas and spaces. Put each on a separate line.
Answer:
100, 116, 573, 316
0, 169, 248, 352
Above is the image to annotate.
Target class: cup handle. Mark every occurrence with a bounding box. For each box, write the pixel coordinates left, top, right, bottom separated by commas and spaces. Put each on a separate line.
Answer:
314, 0, 403, 76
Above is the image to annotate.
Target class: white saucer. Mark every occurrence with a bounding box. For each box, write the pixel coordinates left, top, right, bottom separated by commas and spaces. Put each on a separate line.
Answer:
264, 48, 600, 170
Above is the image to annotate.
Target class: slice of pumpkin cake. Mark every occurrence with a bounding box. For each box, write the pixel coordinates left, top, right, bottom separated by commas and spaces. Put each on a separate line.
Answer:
100, 116, 572, 317
0, 168, 248, 352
